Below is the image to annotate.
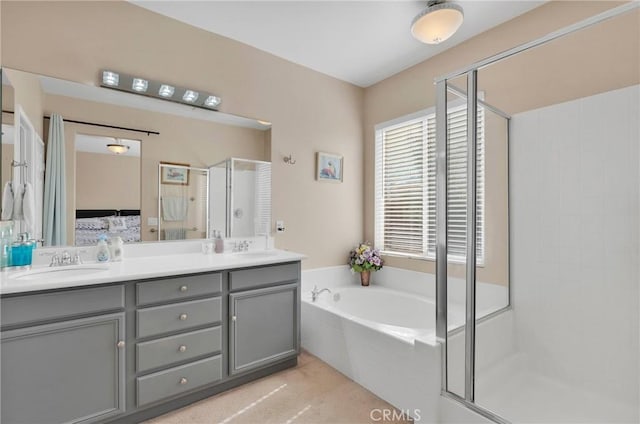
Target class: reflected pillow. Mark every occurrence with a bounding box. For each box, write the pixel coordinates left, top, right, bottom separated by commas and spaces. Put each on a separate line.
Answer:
108, 216, 128, 231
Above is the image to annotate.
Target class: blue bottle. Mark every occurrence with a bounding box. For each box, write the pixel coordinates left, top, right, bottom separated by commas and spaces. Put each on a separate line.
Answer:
96, 234, 111, 263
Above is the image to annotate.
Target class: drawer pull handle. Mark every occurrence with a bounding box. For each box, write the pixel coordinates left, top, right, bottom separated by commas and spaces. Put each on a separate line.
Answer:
117, 341, 125, 348
179, 313, 188, 321
180, 377, 188, 385
179, 345, 187, 353
180, 285, 188, 292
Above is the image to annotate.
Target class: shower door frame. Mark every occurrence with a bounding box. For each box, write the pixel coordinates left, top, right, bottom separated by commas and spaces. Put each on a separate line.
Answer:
434, 2, 640, 423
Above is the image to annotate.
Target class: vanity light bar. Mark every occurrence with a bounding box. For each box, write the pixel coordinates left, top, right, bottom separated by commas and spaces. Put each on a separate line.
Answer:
99, 70, 222, 111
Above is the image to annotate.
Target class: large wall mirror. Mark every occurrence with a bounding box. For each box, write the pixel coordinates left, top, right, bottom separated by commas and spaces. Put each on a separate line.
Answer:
1, 67, 272, 247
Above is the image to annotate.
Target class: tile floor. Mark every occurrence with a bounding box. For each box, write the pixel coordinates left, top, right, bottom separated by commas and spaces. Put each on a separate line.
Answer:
146, 350, 412, 424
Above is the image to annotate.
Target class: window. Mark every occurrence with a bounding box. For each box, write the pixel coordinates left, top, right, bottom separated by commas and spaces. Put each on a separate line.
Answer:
374, 105, 484, 263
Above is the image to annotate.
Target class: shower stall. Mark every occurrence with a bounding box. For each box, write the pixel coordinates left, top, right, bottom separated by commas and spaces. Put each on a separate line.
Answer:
435, 3, 639, 423
209, 158, 271, 238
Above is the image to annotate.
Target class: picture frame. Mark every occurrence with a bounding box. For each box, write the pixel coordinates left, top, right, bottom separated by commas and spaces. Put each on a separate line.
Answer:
160, 161, 190, 185
316, 152, 343, 183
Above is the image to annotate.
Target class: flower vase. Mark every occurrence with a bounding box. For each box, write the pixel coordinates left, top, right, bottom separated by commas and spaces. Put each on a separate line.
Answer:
360, 271, 371, 286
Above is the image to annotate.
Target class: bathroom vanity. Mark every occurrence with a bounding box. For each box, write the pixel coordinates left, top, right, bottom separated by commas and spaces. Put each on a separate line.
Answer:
0, 251, 302, 424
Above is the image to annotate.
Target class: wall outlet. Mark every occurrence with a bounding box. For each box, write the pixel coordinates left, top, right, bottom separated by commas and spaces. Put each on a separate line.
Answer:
276, 220, 285, 233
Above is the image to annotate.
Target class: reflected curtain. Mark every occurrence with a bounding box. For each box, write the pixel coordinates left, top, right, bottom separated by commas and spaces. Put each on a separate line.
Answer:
43, 114, 67, 246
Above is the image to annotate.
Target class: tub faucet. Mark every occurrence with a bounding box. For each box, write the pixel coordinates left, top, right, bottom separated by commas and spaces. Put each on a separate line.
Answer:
311, 285, 331, 302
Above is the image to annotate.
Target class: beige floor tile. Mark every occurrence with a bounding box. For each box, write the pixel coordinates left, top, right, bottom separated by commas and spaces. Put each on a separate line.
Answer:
145, 350, 412, 424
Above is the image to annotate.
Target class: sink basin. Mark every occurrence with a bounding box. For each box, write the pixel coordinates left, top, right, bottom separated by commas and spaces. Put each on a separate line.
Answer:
234, 251, 280, 258
11, 264, 110, 281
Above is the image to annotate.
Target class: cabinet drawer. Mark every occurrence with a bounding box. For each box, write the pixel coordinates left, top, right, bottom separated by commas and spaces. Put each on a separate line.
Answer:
1, 285, 124, 328
229, 263, 299, 292
137, 355, 222, 406
137, 297, 221, 338
137, 326, 222, 373
136, 273, 222, 306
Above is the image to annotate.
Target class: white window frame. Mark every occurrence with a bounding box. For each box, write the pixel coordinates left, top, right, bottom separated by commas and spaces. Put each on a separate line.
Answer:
374, 103, 485, 265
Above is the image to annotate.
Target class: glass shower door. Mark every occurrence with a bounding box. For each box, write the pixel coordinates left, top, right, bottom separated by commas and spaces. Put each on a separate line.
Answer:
436, 4, 639, 424
158, 163, 209, 241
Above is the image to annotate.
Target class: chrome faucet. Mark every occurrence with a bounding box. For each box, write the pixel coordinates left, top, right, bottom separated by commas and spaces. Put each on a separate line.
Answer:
50, 250, 82, 267
311, 285, 332, 302
232, 240, 250, 253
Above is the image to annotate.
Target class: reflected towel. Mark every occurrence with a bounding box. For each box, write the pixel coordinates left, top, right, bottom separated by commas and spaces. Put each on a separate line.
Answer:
162, 196, 188, 221
1, 182, 13, 220
12, 183, 24, 221
22, 183, 35, 234
163, 228, 186, 240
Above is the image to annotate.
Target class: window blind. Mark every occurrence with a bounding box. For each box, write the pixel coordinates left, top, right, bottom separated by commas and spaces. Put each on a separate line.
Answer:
254, 162, 271, 236
375, 106, 485, 263
375, 116, 428, 255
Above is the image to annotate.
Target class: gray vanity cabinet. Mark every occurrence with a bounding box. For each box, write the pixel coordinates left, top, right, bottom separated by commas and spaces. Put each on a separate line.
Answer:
1, 312, 126, 424
0, 260, 301, 424
229, 263, 300, 375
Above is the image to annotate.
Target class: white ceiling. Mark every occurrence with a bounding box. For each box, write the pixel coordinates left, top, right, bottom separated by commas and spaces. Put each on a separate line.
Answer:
132, 1, 545, 87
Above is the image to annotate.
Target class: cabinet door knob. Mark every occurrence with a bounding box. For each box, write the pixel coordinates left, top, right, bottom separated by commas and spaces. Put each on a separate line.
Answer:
117, 341, 125, 348
180, 285, 188, 292
179, 313, 188, 321
179, 345, 187, 353
232, 315, 237, 322
179, 377, 188, 385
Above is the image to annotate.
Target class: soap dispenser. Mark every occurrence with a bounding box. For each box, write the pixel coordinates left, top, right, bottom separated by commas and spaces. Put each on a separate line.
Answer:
10, 232, 34, 267
214, 231, 224, 254
110, 236, 124, 262
96, 234, 111, 263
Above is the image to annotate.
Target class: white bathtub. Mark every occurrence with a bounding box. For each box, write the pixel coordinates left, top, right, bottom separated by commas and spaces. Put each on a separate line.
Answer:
301, 266, 509, 422
310, 285, 437, 343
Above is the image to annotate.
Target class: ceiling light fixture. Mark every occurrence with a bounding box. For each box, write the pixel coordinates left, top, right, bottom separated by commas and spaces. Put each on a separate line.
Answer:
100, 70, 222, 111
106, 138, 130, 155
411, 0, 464, 44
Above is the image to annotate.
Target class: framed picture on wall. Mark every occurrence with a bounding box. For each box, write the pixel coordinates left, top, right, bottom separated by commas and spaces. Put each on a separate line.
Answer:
316, 152, 343, 183
160, 162, 190, 185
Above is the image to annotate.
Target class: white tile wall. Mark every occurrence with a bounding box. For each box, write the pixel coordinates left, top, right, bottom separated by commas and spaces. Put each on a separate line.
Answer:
510, 84, 640, 406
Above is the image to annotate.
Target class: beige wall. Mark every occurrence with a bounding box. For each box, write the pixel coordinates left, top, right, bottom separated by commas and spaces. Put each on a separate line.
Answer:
363, 1, 639, 284
42, 93, 266, 244
75, 151, 140, 211
1, 1, 364, 269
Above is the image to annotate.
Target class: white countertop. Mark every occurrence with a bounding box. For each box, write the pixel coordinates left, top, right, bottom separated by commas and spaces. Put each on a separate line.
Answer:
1, 249, 305, 295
